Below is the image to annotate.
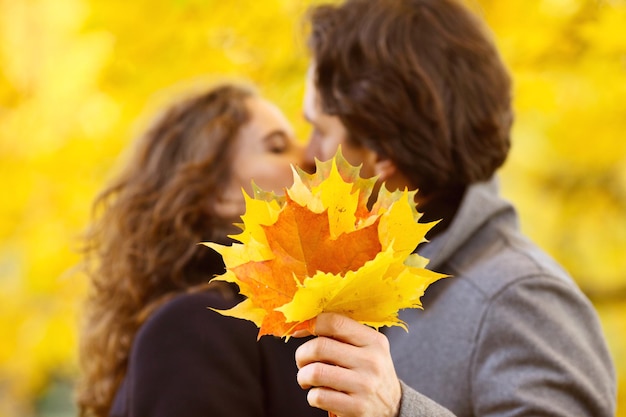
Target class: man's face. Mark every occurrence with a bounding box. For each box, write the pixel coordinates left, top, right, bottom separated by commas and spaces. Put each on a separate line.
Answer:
302, 66, 377, 178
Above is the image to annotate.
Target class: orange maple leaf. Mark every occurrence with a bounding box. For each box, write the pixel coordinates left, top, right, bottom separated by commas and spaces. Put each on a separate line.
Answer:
228, 198, 382, 337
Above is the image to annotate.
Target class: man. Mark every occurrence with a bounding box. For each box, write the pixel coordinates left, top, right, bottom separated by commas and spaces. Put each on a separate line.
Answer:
295, 0, 616, 416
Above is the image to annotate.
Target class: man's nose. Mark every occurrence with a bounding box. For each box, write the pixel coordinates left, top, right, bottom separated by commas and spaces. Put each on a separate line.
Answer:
300, 139, 318, 174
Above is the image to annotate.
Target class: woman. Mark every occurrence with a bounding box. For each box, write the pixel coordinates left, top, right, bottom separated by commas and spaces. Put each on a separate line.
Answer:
77, 84, 326, 417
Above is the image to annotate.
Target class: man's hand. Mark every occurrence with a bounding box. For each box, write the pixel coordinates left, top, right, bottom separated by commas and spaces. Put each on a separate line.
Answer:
295, 313, 401, 417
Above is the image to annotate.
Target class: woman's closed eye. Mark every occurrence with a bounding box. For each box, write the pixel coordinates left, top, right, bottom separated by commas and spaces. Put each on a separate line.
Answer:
264, 131, 289, 154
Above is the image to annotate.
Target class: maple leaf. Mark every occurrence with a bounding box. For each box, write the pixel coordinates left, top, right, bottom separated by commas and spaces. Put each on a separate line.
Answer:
203, 148, 447, 339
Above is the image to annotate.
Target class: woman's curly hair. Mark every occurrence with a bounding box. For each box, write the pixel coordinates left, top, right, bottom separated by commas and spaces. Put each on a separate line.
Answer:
76, 84, 254, 417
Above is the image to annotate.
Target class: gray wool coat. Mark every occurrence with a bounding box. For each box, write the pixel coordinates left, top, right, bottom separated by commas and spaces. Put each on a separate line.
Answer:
387, 178, 616, 416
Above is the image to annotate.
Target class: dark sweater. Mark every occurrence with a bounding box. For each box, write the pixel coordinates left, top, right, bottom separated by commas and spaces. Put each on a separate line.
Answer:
109, 290, 326, 417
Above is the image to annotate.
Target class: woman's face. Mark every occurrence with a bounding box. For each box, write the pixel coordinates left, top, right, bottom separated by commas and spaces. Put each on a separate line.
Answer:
216, 96, 304, 219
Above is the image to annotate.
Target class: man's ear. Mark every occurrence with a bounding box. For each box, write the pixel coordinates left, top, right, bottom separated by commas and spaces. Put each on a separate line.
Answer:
374, 158, 398, 182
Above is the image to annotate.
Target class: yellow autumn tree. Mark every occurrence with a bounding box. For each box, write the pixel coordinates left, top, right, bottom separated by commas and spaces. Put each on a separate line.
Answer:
0, 0, 624, 416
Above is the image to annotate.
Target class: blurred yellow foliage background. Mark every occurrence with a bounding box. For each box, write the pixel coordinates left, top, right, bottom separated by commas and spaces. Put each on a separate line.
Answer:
0, 0, 624, 415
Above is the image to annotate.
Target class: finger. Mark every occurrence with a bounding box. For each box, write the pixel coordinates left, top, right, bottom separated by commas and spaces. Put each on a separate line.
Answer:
297, 361, 363, 393
314, 313, 385, 348
295, 336, 363, 370
307, 386, 363, 417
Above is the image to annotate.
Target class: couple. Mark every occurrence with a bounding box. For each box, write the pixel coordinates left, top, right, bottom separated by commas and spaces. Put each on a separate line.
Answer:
78, 0, 616, 416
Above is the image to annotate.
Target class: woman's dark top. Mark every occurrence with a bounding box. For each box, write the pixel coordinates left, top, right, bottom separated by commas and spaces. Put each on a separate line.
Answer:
109, 289, 326, 417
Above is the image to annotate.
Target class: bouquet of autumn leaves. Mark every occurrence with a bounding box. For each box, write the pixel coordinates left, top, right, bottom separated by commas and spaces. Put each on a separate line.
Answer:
203, 150, 447, 339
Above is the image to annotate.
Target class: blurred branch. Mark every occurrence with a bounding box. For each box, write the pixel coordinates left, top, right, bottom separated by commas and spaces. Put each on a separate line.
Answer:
582, 284, 626, 304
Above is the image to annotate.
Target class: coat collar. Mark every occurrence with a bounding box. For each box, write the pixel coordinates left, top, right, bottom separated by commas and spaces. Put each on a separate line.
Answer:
418, 177, 515, 270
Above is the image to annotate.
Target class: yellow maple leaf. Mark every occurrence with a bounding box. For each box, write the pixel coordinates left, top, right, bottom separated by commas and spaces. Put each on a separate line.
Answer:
202, 148, 447, 338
